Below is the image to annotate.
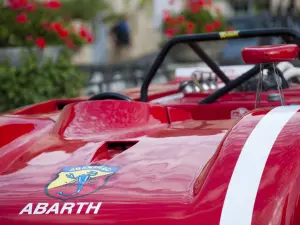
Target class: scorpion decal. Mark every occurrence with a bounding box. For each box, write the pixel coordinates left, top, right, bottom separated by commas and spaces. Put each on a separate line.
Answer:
57, 170, 98, 197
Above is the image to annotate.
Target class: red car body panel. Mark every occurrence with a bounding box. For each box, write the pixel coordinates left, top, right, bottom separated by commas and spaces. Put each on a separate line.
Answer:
1, 91, 300, 224
0, 100, 230, 224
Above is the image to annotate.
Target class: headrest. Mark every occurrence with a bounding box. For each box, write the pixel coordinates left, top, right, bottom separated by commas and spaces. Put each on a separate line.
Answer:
242, 44, 299, 64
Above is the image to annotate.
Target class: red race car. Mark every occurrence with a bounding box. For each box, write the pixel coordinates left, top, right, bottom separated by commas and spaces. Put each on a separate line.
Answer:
2, 28, 300, 225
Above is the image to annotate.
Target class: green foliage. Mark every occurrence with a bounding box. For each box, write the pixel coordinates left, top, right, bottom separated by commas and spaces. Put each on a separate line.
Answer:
59, 0, 111, 21
0, 50, 86, 112
0, 0, 94, 48
254, 0, 270, 11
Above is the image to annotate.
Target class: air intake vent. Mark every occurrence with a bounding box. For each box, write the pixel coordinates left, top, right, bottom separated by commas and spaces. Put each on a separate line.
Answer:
106, 141, 138, 151
91, 141, 138, 162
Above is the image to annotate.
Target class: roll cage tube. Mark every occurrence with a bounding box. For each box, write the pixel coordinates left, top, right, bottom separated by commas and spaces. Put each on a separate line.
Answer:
140, 28, 300, 103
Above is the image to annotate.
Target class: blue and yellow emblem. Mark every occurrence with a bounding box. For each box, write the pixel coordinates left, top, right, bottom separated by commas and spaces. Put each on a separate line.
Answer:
45, 165, 120, 201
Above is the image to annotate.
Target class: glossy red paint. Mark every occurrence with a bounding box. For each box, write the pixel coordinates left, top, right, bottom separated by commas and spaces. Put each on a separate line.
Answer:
2, 86, 300, 224
242, 44, 299, 64
2, 98, 300, 224
0, 100, 236, 225
52, 100, 169, 140
189, 108, 300, 225
252, 112, 300, 225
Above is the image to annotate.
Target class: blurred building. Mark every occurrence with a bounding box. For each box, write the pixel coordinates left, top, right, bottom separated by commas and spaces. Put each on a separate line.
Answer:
72, 0, 162, 65
271, 0, 300, 15
72, 0, 234, 65
107, 0, 161, 63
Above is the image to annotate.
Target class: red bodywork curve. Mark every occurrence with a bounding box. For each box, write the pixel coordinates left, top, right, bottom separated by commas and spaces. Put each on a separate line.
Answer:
242, 44, 300, 64
1, 87, 300, 224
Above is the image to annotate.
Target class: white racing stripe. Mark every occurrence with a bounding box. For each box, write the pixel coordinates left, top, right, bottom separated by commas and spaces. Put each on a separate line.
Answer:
220, 105, 300, 225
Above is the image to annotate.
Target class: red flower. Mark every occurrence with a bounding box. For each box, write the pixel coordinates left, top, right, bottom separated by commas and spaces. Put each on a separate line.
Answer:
25, 4, 36, 12
79, 26, 88, 38
41, 21, 49, 29
164, 16, 175, 25
191, 5, 201, 13
213, 20, 221, 29
43, 0, 61, 9
48, 22, 69, 39
36, 37, 46, 49
26, 35, 33, 41
204, 24, 214, 33
177, 16, 185, 23
186, 22, 195, 34
187, 22, 195, 29
65, 39, 76, 49
199, 0, 206, 5
49, 22, 63, 32
15, 13, 27, 24
8, 0, 28, 9
87, 35, 93, 43
58, 28, 69, 39
187, 0, 205, 11
48, 23, 56, 31
206, 0, 212, 6
78, 26, 93, 42
164, 28, 175, 38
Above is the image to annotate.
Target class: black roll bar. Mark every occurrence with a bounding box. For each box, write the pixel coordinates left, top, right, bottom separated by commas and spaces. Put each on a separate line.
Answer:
140, 28, 300, 102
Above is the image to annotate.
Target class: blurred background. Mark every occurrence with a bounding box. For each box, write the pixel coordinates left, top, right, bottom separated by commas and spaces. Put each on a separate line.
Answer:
0, 0, 299, 112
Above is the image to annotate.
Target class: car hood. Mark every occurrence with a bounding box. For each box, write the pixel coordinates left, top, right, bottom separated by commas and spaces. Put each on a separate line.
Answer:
0, 100, 234, 225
